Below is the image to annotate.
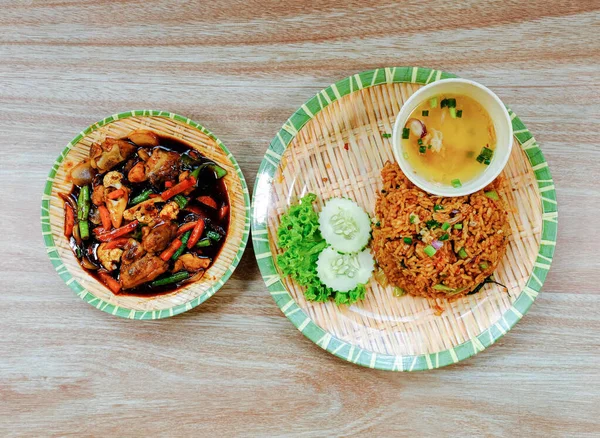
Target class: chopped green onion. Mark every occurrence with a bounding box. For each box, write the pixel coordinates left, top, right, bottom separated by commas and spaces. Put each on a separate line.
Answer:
439, 233, 450, 241
393, 286, 406, 297
433, 284, 455, 292
425, 219, 440, 229
419, 145, 426, 154
375, 221, 381, 227
479, 146, 494, 160
456, 110, 463, 118
207, 230, 222, 242
427, 144, 432, 149
429, 97, 438, 108
447, 98, 456, 108
422, 110, 429, 117
424, 245, 437, 257
173, 194, 188, 209
458, 247, 468, 259
75, 246, 82, 259
449, 107, 457, 118
172, 231, 191, 260
484, 158, 491, 165
433, 204, 443, 212
484, 190, 499, 200
196, 238, 211, 247
409, 214, 418, 224
402, 127, 410, 139
440, 98, 448, 108
479, 262, 489, 270
417, 138, 423, 146
476, 155, 485, 163
451, 179, 462, 188
454, 223, 463, 230
403, 237, 413, 244
150, 271, 190, 288
382, 133, 392, 138
441, 222, 450, 231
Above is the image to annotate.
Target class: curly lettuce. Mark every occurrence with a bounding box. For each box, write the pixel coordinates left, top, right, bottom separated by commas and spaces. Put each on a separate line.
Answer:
276, 193, 366, 305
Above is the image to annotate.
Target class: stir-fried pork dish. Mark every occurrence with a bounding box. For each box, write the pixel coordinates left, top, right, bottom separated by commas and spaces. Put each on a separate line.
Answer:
60, 130, 230, 295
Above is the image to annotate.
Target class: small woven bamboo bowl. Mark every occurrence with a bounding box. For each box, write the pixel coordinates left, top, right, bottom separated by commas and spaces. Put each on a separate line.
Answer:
42, 111, 250, 319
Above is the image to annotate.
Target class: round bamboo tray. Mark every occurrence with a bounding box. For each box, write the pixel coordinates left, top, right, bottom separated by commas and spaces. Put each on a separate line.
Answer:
42, 110, 250, 319
252, 68, 558, 370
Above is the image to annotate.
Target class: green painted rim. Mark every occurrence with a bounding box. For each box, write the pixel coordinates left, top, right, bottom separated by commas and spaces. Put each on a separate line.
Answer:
42, 110, 251, 320
251, 67, 558, 371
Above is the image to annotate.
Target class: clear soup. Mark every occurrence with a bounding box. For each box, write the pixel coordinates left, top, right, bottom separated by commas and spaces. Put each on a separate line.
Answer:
402, 94, 496, 187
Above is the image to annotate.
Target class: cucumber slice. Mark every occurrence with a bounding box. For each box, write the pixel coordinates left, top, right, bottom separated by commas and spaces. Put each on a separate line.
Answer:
316, 247, 374, 293
318, 198, 371, 253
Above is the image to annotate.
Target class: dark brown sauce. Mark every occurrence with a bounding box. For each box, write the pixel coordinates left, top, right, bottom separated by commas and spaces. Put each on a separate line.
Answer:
66, 135, 230, 297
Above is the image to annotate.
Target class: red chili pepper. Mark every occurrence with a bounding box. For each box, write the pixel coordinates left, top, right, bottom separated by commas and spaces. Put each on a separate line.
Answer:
197, 196, 217, 209
64, 203, 75, 237
95, 220, 139, 242
103, 238, 130, 250
98, 271, 121, 294
107, 188, 125, 200
161, 177, 196, 201
187, 219, 205, 248
218, 205, 229, 221
160, 239, 182, 261
177, 221, 197, 236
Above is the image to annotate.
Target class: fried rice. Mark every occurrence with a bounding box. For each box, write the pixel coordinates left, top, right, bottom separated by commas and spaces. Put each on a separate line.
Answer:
371, 162, 511, 300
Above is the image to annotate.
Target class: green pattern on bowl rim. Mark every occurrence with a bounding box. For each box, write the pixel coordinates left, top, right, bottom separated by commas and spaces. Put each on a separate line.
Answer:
42, 110, 251, 319
251, 67, 557, 370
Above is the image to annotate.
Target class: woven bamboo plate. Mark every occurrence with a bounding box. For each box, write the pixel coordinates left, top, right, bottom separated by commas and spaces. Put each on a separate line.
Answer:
42, 110, 250, 319
252, 67, 557, 370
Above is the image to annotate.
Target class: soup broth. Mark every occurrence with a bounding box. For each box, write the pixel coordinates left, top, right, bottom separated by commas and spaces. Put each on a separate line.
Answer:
402, 94, 496, 187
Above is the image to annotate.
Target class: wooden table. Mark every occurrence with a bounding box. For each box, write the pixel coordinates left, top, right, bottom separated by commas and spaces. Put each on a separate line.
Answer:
1, 1, 599, 436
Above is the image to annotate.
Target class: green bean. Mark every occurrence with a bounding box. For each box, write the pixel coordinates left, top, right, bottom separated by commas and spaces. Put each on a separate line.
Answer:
150, 271, 190, 288
191, 162, 228, 181
171, 231, 191, 260
130, 189, 153, 206
79, 220, 90, 240
206, 231, 221, 242
173, 194, 188, 209
180, 154, 198, 167
77, 185, 90, 221
195, 238, 211, 248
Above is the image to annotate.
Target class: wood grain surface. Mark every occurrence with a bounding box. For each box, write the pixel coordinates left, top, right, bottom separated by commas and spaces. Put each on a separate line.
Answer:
1, 0, 599, 436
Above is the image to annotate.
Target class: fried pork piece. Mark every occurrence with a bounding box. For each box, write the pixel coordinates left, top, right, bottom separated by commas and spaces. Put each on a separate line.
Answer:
121, 238, 146, 264
89, 138, 136, 172
91, 184, 105, 206
173, 253, 211, 273
145, 149, 181, 186
120, 254, 168, 289
128, 161, 147, 183
142, 221, 177, 253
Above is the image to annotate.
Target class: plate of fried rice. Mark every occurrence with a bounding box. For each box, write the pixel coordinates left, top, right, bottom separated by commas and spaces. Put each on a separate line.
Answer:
252, 67, 557, 370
